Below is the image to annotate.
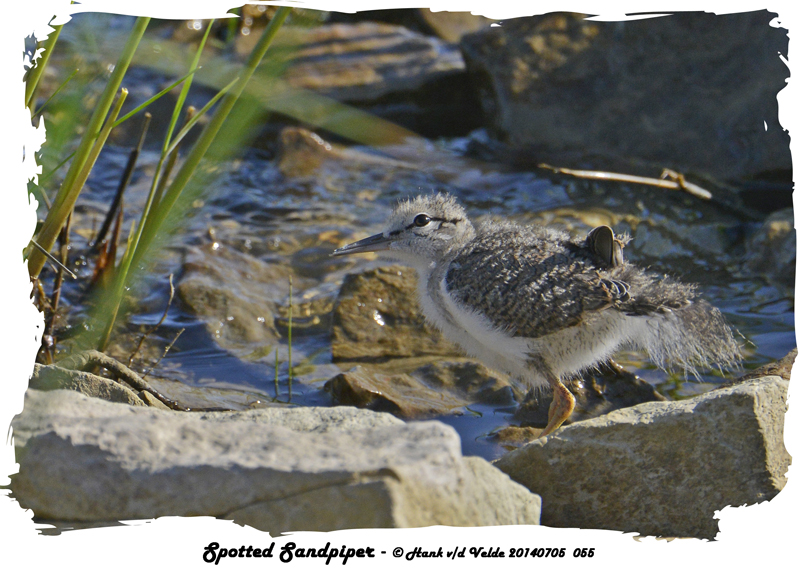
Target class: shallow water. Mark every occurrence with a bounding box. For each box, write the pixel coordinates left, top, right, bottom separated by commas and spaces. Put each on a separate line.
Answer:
50, 134, 794, 461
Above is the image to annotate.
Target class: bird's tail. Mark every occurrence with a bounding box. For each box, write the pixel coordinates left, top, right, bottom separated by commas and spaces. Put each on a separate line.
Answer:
636, 300, 741, 377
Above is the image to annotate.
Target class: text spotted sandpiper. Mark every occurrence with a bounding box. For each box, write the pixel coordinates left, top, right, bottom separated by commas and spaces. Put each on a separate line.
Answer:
332, 194, 740, 436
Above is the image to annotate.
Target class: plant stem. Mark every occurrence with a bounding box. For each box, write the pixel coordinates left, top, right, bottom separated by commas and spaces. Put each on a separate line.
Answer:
288, 275, 293, 401
94, 112, 151, 247
28, 17, 151, 279
274, 347, 280, 399
26, 20, 63, 109
153, 106, 195, 210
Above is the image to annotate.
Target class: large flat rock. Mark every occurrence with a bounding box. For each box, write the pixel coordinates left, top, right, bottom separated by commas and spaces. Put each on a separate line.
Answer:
494, 376, 790, 539
11, 390, 540, 532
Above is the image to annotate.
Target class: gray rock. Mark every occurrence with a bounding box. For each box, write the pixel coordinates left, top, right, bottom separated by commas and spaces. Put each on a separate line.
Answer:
331, 265, 461, 360
177, 243, 295, 358
461, 12, 790, 182
29, 364, 147, 407
238, 22, 480, 135
743, 208, 795, 289
494, 376, 790, 539
11, 390, 540, 532
325, 360, 514, 419
418, 9, 493, 43
728, 348, 796, 386
514, 362, 666, 428
277, 23, 465, 101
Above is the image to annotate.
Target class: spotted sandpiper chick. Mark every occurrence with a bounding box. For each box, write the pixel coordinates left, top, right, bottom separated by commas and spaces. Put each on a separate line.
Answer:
332, 194, 740, 436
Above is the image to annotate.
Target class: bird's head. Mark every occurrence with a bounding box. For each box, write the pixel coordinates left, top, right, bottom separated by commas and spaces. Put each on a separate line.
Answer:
331, 194, 475, 266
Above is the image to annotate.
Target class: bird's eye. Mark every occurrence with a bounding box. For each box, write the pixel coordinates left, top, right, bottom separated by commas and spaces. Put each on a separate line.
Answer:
414, 214, 431, 227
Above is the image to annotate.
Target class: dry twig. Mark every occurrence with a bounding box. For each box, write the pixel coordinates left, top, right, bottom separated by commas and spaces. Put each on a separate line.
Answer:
538, 164, 712, 201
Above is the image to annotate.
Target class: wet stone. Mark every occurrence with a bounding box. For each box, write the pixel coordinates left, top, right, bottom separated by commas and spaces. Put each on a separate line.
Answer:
743, 207, 795, 290
513, 362, 666, 428
145, 377, 283, 412
491, 426, 543, 449
275, 283, 338, 337
723, 347, 796, 387
29, 364, 147, 407
325, 360, 515, 420
277, 127, 339, 178
177, 243, 301, 359
331, 265, 461, 361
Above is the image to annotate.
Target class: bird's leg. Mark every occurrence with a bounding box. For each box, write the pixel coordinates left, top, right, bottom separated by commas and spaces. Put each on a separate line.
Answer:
529, 355, 575, 437
541, 378, 576, 436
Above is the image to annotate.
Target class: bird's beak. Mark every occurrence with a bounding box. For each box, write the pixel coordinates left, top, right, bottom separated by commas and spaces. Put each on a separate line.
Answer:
331, 233, 392, 256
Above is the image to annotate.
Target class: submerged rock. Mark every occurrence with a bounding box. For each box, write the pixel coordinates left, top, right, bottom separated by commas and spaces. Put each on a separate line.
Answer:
11, 390, 541, 532
460, 11, 790, 181
495, 376, 790, 539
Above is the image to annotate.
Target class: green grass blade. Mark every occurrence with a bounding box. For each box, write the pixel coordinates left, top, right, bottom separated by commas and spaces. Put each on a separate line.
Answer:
97, 218, 138, 352
31, 68, 78, 121
162, 19, 214, 154
38, 150, 75, 186
26, 21, 63, 109
109, 67, 199, 130
28, 16, 150, 279
162, 76, 239, 158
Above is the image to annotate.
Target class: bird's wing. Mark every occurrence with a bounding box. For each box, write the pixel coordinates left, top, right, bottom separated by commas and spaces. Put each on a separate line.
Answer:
445, 244, 629, 340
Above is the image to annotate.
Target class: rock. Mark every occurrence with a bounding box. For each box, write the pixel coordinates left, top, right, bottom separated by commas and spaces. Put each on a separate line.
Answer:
177, 243, 297, 358
276, 127, 417, 179
513, 362, 666, 427
331, 265, 461, 361
277, 127, 339, 178
137, 390, 171, 410
743, 208, 795, 289
418, 9, 493, 43
249, 22, 481, 136
12, 390, 541, 532
495, 376, 790, 539
277, 23, 465, 101
491, 426, 543, 449
460, 12, 791, 182
325, 360, 514, 419
29, 364, 147, 407
725, 348, 796, 386
143, 376, 282, 412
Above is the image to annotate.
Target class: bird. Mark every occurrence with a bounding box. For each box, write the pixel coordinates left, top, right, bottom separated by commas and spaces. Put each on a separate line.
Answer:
331, 193, 741, 436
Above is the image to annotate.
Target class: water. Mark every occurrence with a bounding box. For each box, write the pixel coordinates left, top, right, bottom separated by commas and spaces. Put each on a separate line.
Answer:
47, 133, 794, 461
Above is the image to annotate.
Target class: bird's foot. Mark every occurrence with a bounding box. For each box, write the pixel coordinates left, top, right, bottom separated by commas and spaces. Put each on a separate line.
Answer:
540, 381, 576, 437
